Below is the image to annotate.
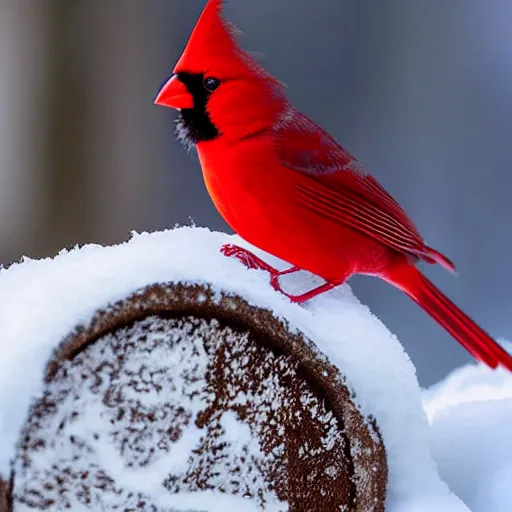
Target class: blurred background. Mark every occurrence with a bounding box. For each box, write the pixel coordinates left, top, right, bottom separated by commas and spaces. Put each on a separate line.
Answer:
1, 0, 511, 386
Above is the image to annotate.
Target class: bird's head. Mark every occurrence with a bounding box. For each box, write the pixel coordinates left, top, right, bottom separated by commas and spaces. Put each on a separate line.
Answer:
155, 0, 288, 148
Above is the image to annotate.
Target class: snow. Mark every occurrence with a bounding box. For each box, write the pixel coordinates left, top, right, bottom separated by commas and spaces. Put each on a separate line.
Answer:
0, 226, 508, 510
423, 358, 512, 512
422, 343, 512, 422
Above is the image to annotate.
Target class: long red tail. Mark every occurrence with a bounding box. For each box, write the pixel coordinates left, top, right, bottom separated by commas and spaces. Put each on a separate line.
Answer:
386, 265, 512, 371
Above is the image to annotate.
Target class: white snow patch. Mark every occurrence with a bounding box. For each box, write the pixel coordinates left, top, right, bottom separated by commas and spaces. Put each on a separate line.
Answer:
423, 342, 512, 422
423, 357, 512, 511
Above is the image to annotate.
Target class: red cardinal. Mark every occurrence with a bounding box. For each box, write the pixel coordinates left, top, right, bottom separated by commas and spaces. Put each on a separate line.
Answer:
155, 0, 512, 371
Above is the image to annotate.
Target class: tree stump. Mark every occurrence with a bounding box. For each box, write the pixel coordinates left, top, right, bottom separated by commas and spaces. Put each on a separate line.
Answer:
2, 282, 387, 511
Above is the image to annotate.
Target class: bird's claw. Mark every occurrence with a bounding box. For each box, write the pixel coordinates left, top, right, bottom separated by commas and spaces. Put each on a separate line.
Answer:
220, 244, 276, 273
220, 244, 340, 304
220, 244, 290, 292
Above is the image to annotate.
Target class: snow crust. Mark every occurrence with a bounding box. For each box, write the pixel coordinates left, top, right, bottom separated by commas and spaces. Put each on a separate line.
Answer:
423, 357, 512, 512
0, 226, 500, 510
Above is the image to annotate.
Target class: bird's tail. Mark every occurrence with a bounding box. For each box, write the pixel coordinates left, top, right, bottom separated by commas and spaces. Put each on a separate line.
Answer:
385, 265, 512, 371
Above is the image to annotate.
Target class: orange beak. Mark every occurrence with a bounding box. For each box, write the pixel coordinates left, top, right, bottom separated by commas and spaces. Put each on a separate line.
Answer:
154, 75, 194, 110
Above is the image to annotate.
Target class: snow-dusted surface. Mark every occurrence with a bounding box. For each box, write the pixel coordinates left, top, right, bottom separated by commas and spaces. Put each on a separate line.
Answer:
0, 226, 501, 510
14, 316, 295, 510
423, 358, 512, 512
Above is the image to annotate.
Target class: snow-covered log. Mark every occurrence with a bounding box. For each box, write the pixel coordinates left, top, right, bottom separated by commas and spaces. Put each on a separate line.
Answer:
0, 227, 474, 511
8, 282, 386, 511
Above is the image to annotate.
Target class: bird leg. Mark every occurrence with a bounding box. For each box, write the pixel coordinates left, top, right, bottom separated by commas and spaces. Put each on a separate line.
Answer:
278, 280, 343, 304
220, 244, 343, 304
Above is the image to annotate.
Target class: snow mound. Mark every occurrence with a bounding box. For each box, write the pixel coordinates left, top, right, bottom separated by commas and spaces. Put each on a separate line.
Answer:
423, 358, 512, 512
0, 227, 467, 510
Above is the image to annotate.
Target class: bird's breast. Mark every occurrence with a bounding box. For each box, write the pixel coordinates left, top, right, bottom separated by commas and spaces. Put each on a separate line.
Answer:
197, 140, 278, 237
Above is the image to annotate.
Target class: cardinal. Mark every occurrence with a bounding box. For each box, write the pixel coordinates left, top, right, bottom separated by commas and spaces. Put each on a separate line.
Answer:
155, 0, 512, 371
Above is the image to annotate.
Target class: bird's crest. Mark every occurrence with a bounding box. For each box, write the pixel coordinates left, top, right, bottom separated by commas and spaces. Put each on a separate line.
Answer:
174, 0, 280, 83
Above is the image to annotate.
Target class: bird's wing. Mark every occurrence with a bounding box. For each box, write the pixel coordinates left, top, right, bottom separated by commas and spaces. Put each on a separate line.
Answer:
276, 110, 455, 271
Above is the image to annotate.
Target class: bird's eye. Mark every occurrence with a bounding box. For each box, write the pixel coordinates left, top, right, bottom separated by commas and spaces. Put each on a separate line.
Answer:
203, 77, 221, 92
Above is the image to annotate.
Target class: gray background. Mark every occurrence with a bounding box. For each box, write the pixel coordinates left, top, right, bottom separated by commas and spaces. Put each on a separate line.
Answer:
1, 0, 511, 385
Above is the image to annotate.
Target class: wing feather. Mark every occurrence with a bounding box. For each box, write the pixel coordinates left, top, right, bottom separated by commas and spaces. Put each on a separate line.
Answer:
295, 176, 426, 256
275, 109, 455, 271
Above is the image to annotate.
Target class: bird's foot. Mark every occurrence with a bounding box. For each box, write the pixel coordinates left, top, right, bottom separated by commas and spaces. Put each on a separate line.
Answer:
220, 244, 277, 273
220, 244, 342, 304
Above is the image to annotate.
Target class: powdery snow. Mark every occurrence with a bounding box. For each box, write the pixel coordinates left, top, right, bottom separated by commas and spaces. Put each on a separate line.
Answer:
0, 226, 484, 510
423, 359, 512, 512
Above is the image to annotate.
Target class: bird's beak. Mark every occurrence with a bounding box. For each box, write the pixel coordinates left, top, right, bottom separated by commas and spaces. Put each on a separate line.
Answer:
154, 75, 194, 110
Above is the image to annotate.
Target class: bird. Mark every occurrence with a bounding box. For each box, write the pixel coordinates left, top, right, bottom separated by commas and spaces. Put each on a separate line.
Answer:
154, 0, 512, 371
